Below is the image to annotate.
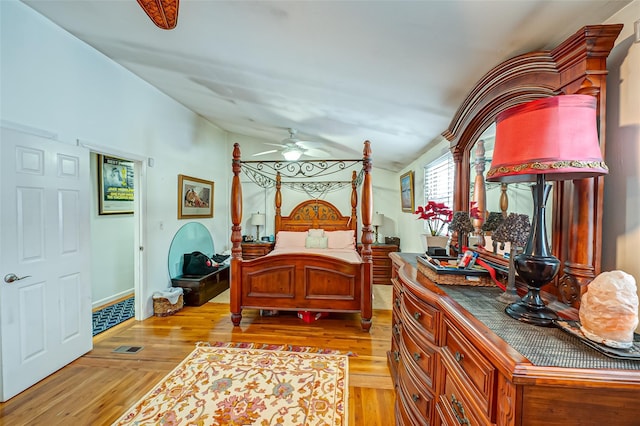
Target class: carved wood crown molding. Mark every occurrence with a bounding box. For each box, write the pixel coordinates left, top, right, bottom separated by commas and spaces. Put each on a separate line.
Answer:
137, 0, 179, 30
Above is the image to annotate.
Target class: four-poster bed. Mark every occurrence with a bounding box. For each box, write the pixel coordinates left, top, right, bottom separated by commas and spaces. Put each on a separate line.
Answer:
230, 141, 374, 331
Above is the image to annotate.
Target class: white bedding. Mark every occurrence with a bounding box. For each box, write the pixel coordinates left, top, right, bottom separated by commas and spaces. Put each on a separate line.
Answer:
267, 247, 362, 264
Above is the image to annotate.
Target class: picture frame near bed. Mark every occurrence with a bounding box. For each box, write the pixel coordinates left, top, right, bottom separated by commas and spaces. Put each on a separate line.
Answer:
400, 170, 415, 213
98, 154, 134, 215
178, 174, 214, 219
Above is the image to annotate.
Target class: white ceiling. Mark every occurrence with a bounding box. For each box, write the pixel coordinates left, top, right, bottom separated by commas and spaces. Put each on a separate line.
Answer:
21, 0, 631, 171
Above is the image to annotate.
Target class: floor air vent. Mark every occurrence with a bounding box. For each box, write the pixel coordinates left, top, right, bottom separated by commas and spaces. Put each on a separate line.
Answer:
113, 345, 143, 354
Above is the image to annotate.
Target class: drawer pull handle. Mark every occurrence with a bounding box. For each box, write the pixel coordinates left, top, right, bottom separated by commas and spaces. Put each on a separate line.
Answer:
412, 393, 420, 402
455, 351, 464, 362
394, 297, 401, 308
393, 324, 400, 335
413, 352, 421, 361
413, 311, 422, 320
394, 351, 400, 362
450, 394, 470, 425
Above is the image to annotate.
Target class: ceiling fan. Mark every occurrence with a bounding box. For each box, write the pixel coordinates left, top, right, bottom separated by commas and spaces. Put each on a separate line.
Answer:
253, 128, 330, 161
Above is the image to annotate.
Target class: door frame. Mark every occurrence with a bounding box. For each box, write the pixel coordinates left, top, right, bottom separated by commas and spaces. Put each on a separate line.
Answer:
76, 141, 147, 321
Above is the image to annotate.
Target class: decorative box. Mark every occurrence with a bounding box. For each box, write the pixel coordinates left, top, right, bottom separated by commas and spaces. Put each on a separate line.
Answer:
417, 255, 494, 287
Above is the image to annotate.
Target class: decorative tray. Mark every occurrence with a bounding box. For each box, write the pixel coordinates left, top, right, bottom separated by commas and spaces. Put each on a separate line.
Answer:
416, 255, 493, 287
555, 319, 640, 360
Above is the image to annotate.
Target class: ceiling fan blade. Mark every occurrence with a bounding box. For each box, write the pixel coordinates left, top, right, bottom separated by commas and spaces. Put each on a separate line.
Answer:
265, 143, 286, 148
303, 148, 331, 158
253, 149, 278, 156
295, 141, 324, 150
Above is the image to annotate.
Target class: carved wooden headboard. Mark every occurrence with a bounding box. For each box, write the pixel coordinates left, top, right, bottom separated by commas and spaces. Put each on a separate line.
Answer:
274, 169, 359, 233
277, 199, 357, 232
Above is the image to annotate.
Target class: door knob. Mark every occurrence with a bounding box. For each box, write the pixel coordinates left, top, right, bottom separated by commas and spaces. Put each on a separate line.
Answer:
4, 273, 32, 283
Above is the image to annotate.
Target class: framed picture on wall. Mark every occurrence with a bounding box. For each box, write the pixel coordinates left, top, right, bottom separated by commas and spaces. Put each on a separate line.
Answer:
178, 174, 214, 219
400, 170, 415, 213
98, 154, 134, 215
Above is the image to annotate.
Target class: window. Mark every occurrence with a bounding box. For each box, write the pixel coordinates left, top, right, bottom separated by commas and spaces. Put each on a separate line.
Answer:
423, 152, 454, 214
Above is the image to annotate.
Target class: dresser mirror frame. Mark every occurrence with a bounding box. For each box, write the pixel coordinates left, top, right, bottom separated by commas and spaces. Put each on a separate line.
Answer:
442, 25, 622, 309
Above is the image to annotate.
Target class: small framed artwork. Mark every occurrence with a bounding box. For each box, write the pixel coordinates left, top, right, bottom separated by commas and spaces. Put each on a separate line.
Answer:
178, 174, 214, 219
98, 154, 134, 215
400, 170, 415, 213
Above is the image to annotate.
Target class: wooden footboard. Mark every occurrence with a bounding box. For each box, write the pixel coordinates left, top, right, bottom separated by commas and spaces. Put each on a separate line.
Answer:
230, 254, 372, 331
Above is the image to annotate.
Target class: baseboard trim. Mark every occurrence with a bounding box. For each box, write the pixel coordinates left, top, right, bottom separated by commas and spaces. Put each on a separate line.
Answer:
93, 290, 134, 311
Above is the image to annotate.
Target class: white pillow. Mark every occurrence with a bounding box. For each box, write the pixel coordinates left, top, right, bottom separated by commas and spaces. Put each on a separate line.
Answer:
275, 231, 307, 249
305, 236, 328, 249
307, 228, 325, 237
325, 230, 356, 250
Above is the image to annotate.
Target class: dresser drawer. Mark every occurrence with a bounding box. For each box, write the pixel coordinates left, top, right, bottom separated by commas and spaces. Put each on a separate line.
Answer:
241, 243, 274, 259
363, 244, 397, 285
442, 317, 495, 417
437, 366, 487, 426
396, 390, 426, 426
390, 335, 402, 367
398, 363, 432, 426
392, 279, 403, 311
402, 289, 440, 343
400, 322, 436, 389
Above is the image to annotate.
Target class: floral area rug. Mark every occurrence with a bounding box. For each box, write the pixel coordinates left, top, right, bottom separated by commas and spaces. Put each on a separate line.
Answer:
112, 342, 348, 425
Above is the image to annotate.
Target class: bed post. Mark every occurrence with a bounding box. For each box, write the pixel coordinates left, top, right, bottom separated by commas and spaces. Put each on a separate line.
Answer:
350, 171, 358, 230
360, 140, 373, 332
230, 143, 243, 326
275, 172, 282, 233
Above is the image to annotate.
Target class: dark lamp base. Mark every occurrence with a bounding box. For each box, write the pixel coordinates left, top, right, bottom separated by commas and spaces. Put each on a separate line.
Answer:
505, 301, 558, 327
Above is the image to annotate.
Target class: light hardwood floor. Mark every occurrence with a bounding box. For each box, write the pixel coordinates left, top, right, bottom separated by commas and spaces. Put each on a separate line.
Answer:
0, 301, 395, 425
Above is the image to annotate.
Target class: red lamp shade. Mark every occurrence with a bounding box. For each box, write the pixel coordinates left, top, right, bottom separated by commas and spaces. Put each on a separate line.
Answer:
487, 95, 608, 183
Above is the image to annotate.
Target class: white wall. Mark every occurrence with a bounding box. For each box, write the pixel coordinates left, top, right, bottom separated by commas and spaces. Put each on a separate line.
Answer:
1, 1, 230, 318
603, 1, 640, 328
395, 137, 453, 253
89, 152, 135, 305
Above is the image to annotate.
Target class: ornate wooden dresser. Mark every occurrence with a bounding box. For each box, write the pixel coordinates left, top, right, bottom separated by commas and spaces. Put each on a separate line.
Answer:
389, 252, 640, 426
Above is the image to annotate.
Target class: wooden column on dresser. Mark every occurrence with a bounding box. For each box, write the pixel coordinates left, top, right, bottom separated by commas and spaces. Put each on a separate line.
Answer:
388, 252, 640, 426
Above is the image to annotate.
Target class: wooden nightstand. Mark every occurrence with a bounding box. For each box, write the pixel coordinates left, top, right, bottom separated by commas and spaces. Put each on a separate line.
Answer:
241, 242, 275, 260
358, 243, 399, 285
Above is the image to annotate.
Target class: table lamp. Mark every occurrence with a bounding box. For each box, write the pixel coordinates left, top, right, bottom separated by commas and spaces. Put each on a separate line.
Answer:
250, 212, 266, 240
487, 94, 607, 326
372, 212, 384, 243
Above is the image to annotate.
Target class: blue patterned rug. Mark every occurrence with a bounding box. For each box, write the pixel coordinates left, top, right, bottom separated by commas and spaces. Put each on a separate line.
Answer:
93, 297, 134, 336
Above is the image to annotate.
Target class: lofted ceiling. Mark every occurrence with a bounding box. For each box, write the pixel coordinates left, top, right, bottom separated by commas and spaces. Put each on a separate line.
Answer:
21, 0, 631, 171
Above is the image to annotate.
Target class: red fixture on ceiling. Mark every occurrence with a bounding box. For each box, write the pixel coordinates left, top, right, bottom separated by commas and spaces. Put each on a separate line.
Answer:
137, 0, 179, 30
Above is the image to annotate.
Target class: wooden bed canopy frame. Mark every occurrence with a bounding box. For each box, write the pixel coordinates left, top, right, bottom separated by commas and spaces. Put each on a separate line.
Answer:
230, 141, 374, 331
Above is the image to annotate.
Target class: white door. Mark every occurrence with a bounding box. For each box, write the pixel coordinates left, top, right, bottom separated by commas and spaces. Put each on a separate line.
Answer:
0, 127, 92, 401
